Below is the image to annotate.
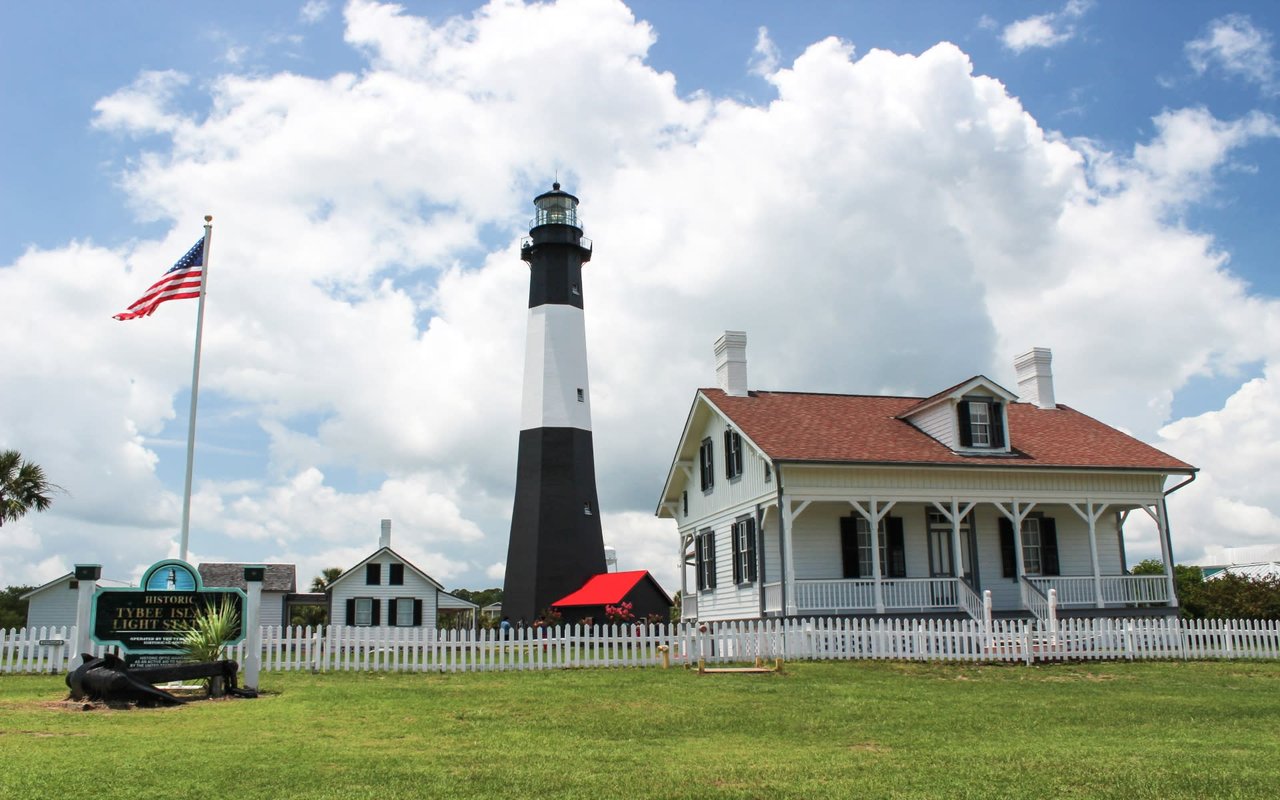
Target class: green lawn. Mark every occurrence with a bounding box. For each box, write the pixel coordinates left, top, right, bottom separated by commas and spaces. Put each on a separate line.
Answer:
2, 660, 1278, 799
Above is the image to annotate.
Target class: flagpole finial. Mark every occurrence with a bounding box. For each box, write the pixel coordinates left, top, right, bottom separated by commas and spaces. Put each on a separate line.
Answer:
204, 215, 213, 223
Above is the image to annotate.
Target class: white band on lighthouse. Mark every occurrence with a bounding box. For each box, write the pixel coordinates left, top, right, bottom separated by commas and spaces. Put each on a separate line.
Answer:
520, 304, 592, 431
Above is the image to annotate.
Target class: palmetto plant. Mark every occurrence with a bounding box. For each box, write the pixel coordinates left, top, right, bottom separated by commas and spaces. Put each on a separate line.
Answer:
0, 450, 61, 527
180, 597, 241, 664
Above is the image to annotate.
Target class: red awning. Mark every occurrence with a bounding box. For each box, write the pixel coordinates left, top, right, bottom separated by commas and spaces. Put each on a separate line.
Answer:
551, 570, 651, 607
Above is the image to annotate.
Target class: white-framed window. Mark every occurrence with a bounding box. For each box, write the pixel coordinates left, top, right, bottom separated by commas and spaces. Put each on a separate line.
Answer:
959, 398, 1005, 449
354, 597, 373, 626
724, 429, 743, 480
1021, 517, 1043, 576
396, 598, 415, 627
695, 529, 717, 591
732, 517, 757, 585
969, 401, 991, 446
699, 438, 714, 491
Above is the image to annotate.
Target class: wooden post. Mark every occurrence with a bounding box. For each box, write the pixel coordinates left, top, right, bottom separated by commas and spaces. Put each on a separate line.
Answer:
72, 565, 101, 661
243, 566, 265, 692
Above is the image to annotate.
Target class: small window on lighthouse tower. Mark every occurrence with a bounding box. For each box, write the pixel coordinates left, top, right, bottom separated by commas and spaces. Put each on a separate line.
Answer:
577, 388, 585, 402
583, 502, 593, 516
572, 283, 581, 296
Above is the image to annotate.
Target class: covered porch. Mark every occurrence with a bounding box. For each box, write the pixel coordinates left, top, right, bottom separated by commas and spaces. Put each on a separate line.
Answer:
763, 492, 1179, 621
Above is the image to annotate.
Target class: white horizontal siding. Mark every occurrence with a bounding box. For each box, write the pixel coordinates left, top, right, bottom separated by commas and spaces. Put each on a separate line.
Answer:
25, 580, 79, 629
329, 556, 440, 629
909, 402, 956, 449
783, 464, 1165, 497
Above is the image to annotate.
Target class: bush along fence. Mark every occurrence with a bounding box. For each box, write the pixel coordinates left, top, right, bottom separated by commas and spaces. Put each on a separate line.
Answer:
4, 617, 1280, 675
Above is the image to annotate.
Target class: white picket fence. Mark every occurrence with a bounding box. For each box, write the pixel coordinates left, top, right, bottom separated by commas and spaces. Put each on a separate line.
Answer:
4, 617, 1280, 675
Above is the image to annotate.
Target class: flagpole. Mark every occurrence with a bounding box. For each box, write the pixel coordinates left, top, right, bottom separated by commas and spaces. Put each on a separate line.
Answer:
179, 215, 213, 562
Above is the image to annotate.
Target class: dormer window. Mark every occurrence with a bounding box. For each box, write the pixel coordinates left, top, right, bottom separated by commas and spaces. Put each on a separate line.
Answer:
958, 398, 1005, 449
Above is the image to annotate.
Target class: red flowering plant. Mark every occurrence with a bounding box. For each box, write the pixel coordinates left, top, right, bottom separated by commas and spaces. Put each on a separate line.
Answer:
604, 601, 635, 625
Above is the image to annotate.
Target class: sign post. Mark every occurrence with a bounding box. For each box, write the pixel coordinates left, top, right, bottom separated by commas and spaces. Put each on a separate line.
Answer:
243, 566, 264, 690
73, 564, 101, 660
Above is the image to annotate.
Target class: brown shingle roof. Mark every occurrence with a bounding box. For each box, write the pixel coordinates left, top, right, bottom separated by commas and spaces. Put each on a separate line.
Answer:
197, 563, 297, 593
702, 388, 1194, 472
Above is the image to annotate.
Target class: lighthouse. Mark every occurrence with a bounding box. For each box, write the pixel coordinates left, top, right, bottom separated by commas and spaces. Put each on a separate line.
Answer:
502, 184, 607, 623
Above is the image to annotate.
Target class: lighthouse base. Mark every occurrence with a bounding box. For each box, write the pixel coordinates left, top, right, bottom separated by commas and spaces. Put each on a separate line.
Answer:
502, 426, 607, 624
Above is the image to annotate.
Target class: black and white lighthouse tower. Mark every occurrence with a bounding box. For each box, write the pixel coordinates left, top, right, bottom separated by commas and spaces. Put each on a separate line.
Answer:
503, 184, 607, 623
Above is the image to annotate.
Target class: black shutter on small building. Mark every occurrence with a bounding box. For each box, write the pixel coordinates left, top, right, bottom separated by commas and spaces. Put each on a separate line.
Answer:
389, 563, 404, 585
366, 563, 381, 585
387, 598, 398, 626
957, 402, 973, 447
1041, 517, 1060, 576
886, 516, 906, 577
371, 599, 381, 626
413, 599, 423, 626
345, 598, 355, 625
746, 519, 758, 583
840, 517, 860, 578
999, 517, 1017, 579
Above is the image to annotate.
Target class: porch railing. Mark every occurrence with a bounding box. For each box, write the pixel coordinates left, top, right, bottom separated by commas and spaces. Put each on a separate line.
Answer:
1028, 575, 1171, 607
763, 582, 783, 614
795, 578, 962, 613
957, 579, 984, 621
1020, 577, 1051, 623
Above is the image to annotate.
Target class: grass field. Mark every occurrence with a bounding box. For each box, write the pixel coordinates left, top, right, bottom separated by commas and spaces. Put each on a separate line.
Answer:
2, 660, 1278, 799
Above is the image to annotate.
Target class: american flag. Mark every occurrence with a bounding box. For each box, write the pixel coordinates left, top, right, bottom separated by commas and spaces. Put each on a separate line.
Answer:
113, 238, 205, 321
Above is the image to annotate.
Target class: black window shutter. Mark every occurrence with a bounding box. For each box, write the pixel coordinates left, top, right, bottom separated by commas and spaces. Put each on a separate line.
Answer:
747, 520, 758, 583
737, 522, 747, 583
1041, 517, 1060, 576
388, 598, 398, 626
707, 535, 717, 589
998, 517, 1016, 579
724, 430, 733, 480
366, 563, 381, 585
886, 516, 906, 577
840, 517, 860, 579
413, 599, 423, 626
695, 535, 705, 591
371, 599, 382, 626
957, 402, 973, 447
346, 598, 355, 625
389, 563, 404, 585
991, 403, 1006, 448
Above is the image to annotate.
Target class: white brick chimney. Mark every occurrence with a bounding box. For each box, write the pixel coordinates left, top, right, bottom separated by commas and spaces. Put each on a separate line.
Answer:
715, 331, 749, 397
379, 518, 392, 549
1014, 347, 1056, 409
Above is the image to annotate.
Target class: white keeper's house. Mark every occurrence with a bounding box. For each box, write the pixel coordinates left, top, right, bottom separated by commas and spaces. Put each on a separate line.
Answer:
327, 519, 478, 629
657, 332, 1197, 624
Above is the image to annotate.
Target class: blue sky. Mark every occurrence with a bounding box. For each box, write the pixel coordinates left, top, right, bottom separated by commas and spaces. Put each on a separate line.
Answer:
3, 0, 1280, 592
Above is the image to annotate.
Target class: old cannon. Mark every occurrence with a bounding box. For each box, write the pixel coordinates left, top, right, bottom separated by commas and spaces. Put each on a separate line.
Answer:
66, 653, 248, 706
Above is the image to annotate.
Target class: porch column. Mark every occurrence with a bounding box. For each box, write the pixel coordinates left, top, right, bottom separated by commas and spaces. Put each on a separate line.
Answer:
851, 499, 894, 614
678, 529, 689, 618
1155, 500, 1179, 609
1070, 501, 1107, 608
782, 495, 798, 616
949, 499, 964, 584
994, 500, 1035, 614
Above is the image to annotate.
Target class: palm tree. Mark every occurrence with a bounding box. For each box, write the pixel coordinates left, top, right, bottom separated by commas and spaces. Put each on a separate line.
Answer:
310, 567, 343, 593
0, 450, 61, 527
